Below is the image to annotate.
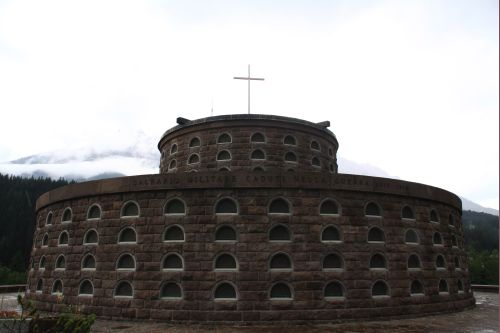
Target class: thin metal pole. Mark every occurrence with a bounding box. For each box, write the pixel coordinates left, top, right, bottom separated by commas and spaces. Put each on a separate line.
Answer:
248, 65, 250, 114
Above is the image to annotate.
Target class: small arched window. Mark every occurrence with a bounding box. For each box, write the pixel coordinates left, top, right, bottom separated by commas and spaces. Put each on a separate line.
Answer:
269, 198, 290, 214
168, 159, 177, 170
82, 254, 96, 270
214, 282, 237, 300
58, 231, 69, 246
433, 232, 443, 245
162, 253, 184, 271
42, 233, 49, 247
328, 147, 333, 156
310, 140, 320, 150
253, 166, 265, 172
251, 132, 265, 143
217, 150, 231, 161
117, 254, 136, 270
372, 280, 389, 297
370, 254, 387, 269
311, 157, 320, 167
83, 229, 98, 245
219, 167, 230, 172
270, 253, 292, 270
410, 280, 424, 295
370, 253, 387, 269
438, 279, 448, 293
457, 280, 464, 292
270, 283, 292, 300
250, 149, 265, 160
283, 135, 296, 145
121, 201, 139, 217
170, 144, 178, 154
404, 229, 419, 244
215, 198, 238, 214
36, 279, 43, 292
217, 133, 232, 144
215, 225, 236, 242
55, 255, 66, 270
118, 227, 137, 243
430, 209, 439, 223
323, 253, 344, 270
39, 256, 46, 269
365, 202, 381, 217
164, 199, 186, 215
164, 225, 185, 242
189, 137, 201, 148
284, 151, 297, 162
407, 254, 421, 269
161, 282, 182, 299
321, 226, 341, 242
324, 281, 344, 299
368, 227, 385, 242
114, 281, 133, 297
87, 204, 101, 220
62, 208, 72, 223
436, 254, 446, 269
401, 206, 415, 219
452, 235, 458, 247
79, 280, 94, 296
320, 200, 339, 215
269, 225, 291, 242
454, 256, 461, 269
214, 254, 237, 271
188, 154, 200, 164
46, 212, 53, 225
448, 214, 455, 226
52, 280, 63, 295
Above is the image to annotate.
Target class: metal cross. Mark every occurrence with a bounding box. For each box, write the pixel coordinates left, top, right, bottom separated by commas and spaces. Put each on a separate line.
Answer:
234, 65, 264, 114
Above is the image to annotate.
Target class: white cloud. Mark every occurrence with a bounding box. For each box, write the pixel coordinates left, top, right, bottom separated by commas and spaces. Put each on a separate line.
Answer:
0, 0, 497, 208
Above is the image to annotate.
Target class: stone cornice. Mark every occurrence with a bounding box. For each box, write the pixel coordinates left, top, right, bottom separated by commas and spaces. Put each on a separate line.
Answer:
36, 172, 461, 211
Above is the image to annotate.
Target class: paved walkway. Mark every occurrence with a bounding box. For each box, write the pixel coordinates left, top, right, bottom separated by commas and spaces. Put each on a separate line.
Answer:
1, 292, 497, 332
91, 292, 498, 333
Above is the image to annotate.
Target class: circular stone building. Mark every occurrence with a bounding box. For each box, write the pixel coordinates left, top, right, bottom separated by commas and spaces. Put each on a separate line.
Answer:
26, 114, 474, 323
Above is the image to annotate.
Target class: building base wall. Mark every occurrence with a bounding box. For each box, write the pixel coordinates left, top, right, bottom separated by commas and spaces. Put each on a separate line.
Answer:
26, 172, 474, 322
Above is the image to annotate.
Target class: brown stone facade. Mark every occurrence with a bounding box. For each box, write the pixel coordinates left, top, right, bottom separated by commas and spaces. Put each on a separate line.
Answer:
157, 115, 339, 174
26, 115, 474, 323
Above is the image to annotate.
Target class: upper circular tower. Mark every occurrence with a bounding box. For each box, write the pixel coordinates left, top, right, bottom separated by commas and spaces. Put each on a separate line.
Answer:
158, 114, 339, 174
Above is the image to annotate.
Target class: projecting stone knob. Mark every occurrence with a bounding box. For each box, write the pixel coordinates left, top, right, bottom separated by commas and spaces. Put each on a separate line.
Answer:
177, 117, 191, 125
316, 121, 330, 128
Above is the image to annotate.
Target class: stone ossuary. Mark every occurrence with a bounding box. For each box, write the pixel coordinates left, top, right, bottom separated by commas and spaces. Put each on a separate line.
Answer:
26, 114, 474, 323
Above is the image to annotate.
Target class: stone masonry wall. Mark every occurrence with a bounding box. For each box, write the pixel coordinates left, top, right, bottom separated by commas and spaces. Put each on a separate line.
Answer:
158, 115, 339, 174
26, 172, 473, 323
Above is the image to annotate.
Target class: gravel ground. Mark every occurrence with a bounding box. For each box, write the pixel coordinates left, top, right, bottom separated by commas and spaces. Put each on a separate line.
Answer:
1, 292, 497, 333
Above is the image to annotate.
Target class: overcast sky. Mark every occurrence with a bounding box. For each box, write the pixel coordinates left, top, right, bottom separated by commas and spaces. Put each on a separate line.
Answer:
0, 0, 498, 208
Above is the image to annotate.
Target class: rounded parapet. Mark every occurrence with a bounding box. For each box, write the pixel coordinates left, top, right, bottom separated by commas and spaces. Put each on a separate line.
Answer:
35, 172, 461, 212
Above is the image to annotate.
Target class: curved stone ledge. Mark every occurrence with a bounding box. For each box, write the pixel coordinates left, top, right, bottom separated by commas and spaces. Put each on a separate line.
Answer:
159, 114, 338, 146
36, 172, 461, 212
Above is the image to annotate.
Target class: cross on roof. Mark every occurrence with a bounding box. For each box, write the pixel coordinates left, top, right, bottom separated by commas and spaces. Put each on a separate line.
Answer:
233, 65, 264, 114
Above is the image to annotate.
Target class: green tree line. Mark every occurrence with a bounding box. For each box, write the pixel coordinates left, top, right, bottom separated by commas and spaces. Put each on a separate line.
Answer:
462, 210, 499, 284
0, 173, 70, 283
